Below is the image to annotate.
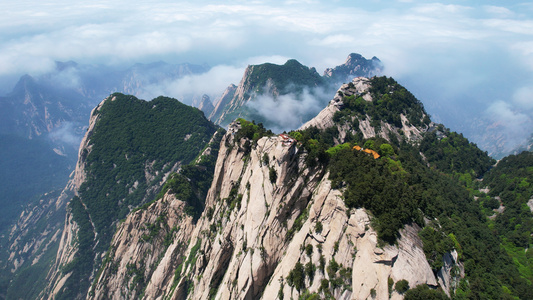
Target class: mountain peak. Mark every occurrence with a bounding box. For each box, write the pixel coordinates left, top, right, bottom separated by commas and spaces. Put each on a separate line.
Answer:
323, 53, 383, 83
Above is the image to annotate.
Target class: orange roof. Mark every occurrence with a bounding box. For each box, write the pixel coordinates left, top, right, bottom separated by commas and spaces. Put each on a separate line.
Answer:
353, 144, 380, 159
362, 148, 381, 159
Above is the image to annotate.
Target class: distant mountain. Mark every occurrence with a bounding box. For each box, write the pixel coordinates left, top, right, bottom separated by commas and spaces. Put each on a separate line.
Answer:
209, 53, 382, 132
507, 133, 533, 156
195, 94, 215, 117
323, 53, 383, 84
209, 59, 325, 127
0, 74, 88, 230
0, 74, 91, 141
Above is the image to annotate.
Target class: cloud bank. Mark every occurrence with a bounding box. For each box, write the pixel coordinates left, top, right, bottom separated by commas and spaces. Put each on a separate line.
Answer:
1, 0, 533, 153
246, 87, 332, 133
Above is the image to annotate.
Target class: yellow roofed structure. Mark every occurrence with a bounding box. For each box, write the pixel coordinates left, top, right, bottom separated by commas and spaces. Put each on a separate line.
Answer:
363, 149, 380, 159
353, 145, 380, 159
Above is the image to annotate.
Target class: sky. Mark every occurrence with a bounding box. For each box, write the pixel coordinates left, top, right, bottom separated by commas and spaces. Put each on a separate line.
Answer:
1, 0, 533, 154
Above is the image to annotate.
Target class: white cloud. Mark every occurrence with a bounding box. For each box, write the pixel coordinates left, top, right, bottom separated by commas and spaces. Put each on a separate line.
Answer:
484, 5, 515, 18
138, 64, 245, 103
246, 87, 331, 133
513, 86, 533, 110
485, 100, 532, 151
1, 0, 533, 151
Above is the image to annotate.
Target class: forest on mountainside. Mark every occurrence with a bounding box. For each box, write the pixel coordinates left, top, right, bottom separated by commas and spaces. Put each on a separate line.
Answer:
55, 93, 218, 300
482, 151, 533, 286
282, 76, 532, 299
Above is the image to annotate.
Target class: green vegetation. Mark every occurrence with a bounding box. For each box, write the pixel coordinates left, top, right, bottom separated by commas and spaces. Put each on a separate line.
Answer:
233, 118, 274, 152
81, 93, 217, 245
305, 244, 313, 258
418, 227, 455, 271
327, 140, 531, 298
244, 59, 324, 95
404, 284, 448, 300
395, 279, 410, 294
334, 76, 430, 130
58, 93, 218, 299
420, 130, 495, 177
287, 262, 306, 292
287, 206, 309, 241
269, 167, 277, 184
298, 290, 321, 300
314, 221, 323, 234
482, 151, 533, 285
151, 128, 225, 218
280, 76, 531, 299
329, 142, 421, 243
288, 126, 336, 168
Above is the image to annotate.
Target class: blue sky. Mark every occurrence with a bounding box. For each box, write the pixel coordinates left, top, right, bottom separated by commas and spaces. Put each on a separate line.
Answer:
1, 0, 532, 152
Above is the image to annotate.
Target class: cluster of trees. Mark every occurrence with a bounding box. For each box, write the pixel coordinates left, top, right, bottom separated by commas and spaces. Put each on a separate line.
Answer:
288, 126, 338, 168
420, 130, 495, 177
233, 119, 273, 145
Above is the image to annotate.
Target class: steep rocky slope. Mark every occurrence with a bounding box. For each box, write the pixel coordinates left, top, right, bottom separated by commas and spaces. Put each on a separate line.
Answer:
85, 77, 472, 300
91, 120, 442, 300
38, 93, 218, 300
11, 74, 530, 299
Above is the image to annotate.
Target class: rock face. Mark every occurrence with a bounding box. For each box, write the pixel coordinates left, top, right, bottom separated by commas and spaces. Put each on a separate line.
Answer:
90, 192, 196, 299
209, 84, 237, 123
437, 250, 465, 297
